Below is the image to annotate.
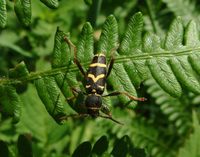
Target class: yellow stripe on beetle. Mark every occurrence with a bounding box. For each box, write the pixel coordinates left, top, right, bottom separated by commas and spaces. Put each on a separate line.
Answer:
94, 53, 105, 57
89, 63, 106, 68
88, 74, 105, 83
85, 85, 91, 88
98, 85, 104, 90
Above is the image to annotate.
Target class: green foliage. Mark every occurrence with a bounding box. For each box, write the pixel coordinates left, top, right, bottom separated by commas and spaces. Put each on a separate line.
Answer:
0, 85, 21, 123
17, 134, 33, 157
14, 0, 32, 27
0, 140, 9, 157
178, 112, 200, 157
0, 0, 200, 156
163, 0, 200, 26
145, 79, 192, 135
0, 0, 61, 28
40, 0, 59, 9
0, 0, 6, 28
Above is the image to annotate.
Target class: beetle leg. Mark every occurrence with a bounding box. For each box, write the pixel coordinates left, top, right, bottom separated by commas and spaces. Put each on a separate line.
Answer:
100, 104, 111, 116
106, 56, 114, 78
99, 114, 123, 125
106, 44, 119, 78
64, 36, 86, 77
66, 87, 86, 101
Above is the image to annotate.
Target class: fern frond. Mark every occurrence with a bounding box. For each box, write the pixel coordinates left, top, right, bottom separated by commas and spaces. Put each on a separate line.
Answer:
40, 0, 59, 9
144, 0, 168, 36
0, 85, 21, 123
144, 18, 200, 97
145, 78, 192, 135
0, 0, 6, 28
110, 118, 176, 157
14, 0, 32, 27
163, 0, 200, 26
1, 12, 200, 123
0, 0, 60, 28
0, 62, 29, 123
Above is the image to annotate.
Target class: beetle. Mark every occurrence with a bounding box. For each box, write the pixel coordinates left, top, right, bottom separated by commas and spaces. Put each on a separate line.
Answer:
61, 37, 146, 124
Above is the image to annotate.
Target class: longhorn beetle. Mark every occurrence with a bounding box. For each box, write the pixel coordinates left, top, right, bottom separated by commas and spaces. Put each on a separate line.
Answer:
61, 37, 146, 124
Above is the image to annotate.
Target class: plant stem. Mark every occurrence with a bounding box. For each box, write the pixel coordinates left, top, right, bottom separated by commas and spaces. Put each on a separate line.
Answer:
0, 46, 200, 86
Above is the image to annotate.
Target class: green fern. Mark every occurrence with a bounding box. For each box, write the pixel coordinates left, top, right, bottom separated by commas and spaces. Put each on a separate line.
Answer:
145, 78, 192, 135
0, 1, 200, 156
0, 0, 6, 28
40, 0, 59, 9
1, 12, 200, 124
0, 132, 147, 157
14, 0, 32, 27
0, 0, 60, 28
144, 18, 200, 97
163, 0, 200, 27
178, 111, 200, 157
143, 0, 168, 36
108, 117, 176, 157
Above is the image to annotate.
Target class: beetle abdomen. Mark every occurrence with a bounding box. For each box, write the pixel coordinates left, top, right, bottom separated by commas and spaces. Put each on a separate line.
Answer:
85, 54, 107, 94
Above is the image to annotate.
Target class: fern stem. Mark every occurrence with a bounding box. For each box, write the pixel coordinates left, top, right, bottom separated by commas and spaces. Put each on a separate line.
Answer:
0, 46, 199, 86
116, 47, 200, 61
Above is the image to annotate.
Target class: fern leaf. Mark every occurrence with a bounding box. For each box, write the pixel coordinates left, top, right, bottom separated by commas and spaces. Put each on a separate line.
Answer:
0, 0, 7, 28
0, 85, 21, 123
144, 18, 182, 97
111, 118, 176, 157
144, 0, 167, 35
145, 78, 192, 135
14, 0, 31, 27
163, 0, 200, 26
189, 54, 200, 75
9, 61, 29, 78
77, 22, 94, 62
120, 12, 143, 54
52, 27, 70, 68
72, 141, 92, 157
98, 15, 118, 54
144, 32, 182, 97
34, 28, 69, 123
40, 0, 59, 9
143, 17, 200, 97
120, 12, 148, 87
184, 20, 200, 46
99, 14, 142, 107
164, 17, 183, 49
91, 136, 108, 156
17, 135, 33, 157
17, 84, 68, 142
34, 76, 66, 123
132, 121, 174, 157
0, 62, 30, 123
51, 27, 79, 115
169, 57, 200, 94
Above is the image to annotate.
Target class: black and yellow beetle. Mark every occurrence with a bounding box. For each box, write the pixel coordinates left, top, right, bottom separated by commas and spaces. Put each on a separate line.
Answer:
62, 37, 146, 124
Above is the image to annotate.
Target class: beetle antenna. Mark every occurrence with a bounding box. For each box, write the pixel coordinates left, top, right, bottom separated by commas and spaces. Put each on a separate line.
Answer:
99, 115, 124, 125
59, 114, 123, 125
